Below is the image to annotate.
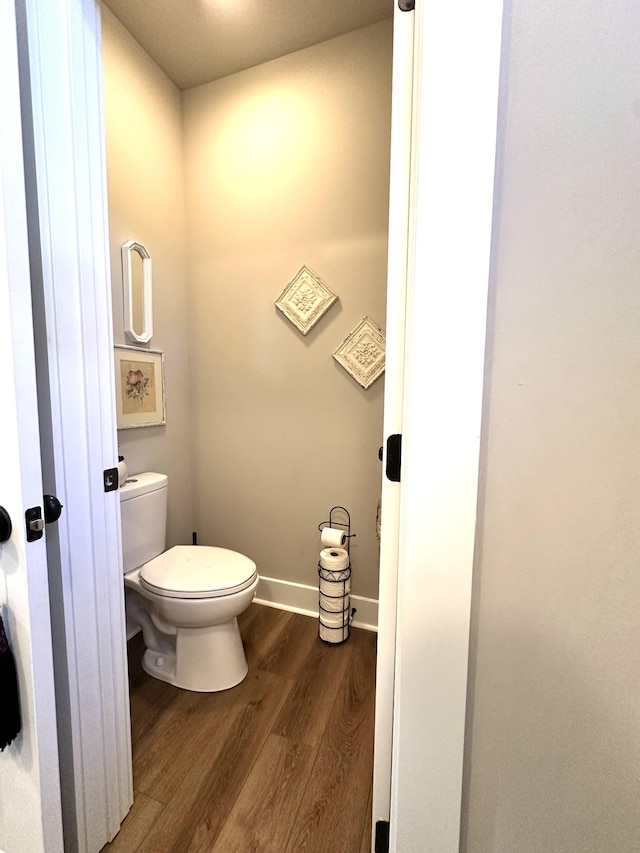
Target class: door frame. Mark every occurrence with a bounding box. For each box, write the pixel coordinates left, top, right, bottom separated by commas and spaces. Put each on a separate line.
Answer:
380, 1, 505, 850
11, 0, 506, 849
371, 1, 415, 836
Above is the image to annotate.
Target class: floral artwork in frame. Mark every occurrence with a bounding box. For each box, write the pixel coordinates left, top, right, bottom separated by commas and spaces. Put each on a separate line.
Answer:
114, 345, 166, 429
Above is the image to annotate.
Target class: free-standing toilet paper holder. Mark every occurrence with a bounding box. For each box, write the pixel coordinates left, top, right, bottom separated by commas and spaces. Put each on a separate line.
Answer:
317, 507, 356, 645
317, 506, 355, 556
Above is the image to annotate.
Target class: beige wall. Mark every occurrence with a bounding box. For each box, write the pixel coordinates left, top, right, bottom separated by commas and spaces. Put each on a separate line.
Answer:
102, 6, 193, 547
182, 21, 392, 599
463, 1, 640, 850
102, 14, 391, 597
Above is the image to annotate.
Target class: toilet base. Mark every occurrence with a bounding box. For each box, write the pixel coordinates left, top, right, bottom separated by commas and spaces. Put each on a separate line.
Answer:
141, 616, 249, 692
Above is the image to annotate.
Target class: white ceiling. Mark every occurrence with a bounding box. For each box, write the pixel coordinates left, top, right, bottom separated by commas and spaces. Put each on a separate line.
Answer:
102, 0, 394, 90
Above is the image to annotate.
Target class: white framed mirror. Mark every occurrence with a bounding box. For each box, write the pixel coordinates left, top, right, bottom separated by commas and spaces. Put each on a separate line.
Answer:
121, 240, 153, 344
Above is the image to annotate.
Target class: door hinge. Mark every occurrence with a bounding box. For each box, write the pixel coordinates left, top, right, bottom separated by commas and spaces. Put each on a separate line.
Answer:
375, 820, 390, 853
103, 467, 119, 492
398, 0, 415, 11
385, 434, 402, 482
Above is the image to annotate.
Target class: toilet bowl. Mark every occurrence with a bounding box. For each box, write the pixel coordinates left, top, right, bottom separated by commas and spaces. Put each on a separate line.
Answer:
120, 474, 258, 692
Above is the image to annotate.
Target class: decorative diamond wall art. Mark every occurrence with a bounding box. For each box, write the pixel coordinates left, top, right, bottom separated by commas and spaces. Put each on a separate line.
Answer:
275, 265, 338, 336
332, 316, 386, 390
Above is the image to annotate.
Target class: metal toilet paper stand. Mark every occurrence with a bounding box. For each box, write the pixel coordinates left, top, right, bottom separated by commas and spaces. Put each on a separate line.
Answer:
317, 506, 356, 645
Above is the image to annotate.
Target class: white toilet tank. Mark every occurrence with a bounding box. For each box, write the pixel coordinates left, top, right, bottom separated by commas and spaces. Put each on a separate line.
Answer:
120, 472, 168, 574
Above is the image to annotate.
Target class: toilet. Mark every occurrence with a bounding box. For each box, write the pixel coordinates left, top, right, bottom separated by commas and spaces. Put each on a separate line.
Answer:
120, 472, 258, 692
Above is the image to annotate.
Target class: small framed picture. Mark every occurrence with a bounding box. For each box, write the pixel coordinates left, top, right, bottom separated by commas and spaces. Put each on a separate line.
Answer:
114, 345, 165, 429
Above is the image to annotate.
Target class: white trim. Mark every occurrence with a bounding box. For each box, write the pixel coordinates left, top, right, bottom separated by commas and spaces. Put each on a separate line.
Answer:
254, 575, 378, 632
372, 2, 415, 842
389, 0, 504, 850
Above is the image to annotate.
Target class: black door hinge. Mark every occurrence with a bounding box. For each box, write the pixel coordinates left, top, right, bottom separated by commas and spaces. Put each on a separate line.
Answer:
386, 434, 402, 482
398, 0, 415, 11
375, 820, 390, 853
104, 467, 119, 492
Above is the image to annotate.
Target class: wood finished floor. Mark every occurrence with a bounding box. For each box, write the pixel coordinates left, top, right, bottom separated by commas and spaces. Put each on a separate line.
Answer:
102, 604, 376, 853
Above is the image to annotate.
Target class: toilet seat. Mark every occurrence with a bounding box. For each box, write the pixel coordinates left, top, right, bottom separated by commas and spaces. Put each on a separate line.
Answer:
139, 545, 258, 600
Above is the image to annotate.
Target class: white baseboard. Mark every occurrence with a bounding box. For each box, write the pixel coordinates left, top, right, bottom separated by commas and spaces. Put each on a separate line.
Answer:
254, 575, 378, 632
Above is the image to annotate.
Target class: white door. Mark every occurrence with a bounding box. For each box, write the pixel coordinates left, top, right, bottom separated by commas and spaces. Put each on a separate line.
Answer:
0, 4, 63, 850
374, 0, 505, 850
17, 0, 133, 850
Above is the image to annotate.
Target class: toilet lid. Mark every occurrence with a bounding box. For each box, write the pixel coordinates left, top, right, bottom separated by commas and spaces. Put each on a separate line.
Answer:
139, 545, 258, 599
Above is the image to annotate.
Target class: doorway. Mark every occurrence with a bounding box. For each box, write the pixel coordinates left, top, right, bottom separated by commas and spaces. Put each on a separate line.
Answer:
101, 3, 393, 850
5, 0, 508, 849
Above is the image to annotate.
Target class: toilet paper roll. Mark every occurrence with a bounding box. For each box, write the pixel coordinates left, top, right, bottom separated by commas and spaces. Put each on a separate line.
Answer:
320, 527, 347, 548
320, 621, 347, 643
318, 567, 351, 584
320, 591, 350, 613
319, 577, 351, 598
319, 608, 350, 628
319, 547, 349, 571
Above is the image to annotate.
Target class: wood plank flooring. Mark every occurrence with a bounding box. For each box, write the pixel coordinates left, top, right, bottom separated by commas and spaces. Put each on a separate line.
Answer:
101, 604, 376, 853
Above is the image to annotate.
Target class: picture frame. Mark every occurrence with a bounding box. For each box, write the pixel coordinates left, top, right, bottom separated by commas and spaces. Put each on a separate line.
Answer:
114, 345, 166, 429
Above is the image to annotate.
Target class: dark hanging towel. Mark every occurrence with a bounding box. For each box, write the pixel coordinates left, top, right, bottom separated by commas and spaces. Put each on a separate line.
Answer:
0, 612, 21, 751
